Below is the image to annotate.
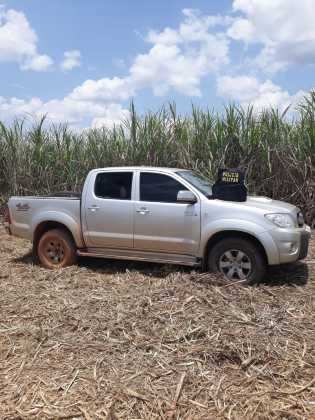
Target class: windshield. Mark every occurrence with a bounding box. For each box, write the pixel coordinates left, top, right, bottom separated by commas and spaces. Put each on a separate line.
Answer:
176, 170, 212, 197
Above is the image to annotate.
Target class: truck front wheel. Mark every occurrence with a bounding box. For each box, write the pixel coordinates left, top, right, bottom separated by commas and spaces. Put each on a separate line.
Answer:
37, 228, 77, 269
208, 238, 266, 284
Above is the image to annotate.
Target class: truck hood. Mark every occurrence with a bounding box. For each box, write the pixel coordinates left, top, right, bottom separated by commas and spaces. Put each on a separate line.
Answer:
242, 196, 298, 214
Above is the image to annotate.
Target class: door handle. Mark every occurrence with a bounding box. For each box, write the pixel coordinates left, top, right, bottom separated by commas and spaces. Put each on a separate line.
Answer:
88, 205, 100, 211
136, 207, 150, 215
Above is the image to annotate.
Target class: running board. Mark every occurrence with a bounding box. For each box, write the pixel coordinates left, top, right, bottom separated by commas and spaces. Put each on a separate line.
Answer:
77, 247, 200, 267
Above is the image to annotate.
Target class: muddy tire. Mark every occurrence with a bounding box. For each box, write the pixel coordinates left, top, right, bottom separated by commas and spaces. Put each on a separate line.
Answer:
208, 238, 266, 285
37, 228, 77, 269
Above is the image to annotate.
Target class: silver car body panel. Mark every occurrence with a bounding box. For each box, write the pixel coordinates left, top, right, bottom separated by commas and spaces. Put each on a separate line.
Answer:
8, 196, 84, 248
8, 166, 311, 267
82, 168, 135, 249
132, 169, 201, 255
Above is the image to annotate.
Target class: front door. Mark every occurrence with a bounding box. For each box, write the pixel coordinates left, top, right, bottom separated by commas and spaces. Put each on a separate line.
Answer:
134, 172, 200, 255
84, 171, 134, 248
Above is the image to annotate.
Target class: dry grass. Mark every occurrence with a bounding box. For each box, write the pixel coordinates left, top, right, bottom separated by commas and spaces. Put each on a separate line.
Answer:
0, 227, 314, 419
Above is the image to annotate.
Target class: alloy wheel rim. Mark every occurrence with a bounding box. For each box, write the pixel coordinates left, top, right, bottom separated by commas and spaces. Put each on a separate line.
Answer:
218, 249, 252, 281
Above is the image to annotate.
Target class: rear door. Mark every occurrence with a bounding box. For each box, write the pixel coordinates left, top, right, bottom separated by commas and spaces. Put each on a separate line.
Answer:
134, 171, 201, 255
83, 170, 135, 248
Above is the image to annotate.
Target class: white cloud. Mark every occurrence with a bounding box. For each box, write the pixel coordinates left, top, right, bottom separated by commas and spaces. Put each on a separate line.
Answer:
133, 8, 230, 96
69, 8, 230, 102
147, 28, 181, 46
0, 95, 130, 129
130, 35, 229, 97
61, 50, 81, 71
228, 0, 315, 72
69, 76, 134, 102
0, 8, 230, 128
22, 54, 53, 71
4, 6, 309, 129
217, 75, 306, 112
91, 104, 130, 129
0, 7, 53, 71
0, 96, 43, 119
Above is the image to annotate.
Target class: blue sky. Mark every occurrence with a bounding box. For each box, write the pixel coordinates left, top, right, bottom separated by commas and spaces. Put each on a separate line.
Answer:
0, 0, 314, 128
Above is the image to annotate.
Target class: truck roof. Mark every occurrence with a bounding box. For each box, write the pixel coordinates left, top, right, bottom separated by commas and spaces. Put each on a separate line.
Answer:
90, 166, 188, 174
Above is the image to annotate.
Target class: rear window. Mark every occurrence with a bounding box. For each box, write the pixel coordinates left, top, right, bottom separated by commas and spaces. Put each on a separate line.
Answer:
95, 172, 133, 200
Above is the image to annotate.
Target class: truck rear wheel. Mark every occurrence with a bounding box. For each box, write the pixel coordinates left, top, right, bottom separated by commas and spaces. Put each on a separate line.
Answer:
37, 228, 77, 269
208, 238, 266, 284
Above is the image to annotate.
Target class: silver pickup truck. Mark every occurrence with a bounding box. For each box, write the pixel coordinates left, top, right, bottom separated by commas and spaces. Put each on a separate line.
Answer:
4, 166, 311, 283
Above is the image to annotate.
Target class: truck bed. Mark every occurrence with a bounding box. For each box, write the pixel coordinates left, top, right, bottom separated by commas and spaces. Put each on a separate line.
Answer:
8, 195, 81, 242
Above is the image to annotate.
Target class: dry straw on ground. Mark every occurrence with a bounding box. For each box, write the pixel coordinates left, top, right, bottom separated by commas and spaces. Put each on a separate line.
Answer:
0, 227, 314, 419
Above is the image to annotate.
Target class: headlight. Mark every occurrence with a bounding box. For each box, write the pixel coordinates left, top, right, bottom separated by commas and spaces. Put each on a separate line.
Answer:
265, 213, 295, 228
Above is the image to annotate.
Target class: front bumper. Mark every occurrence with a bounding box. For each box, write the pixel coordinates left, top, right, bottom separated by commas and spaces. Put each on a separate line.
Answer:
271, 225, 311, 264
298, 229, 310, 260
258, 224, 311, 265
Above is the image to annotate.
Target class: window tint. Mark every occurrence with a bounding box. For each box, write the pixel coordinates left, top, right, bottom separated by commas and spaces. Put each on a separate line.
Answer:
140, 173, 187, 203
176, 170, 212, 197
95, 172, 133, 200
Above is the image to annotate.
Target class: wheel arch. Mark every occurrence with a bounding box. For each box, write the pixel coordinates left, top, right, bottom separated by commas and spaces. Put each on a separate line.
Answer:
31, 210, 84, 249
203, 230, 268, 269
33, 221, 77, 257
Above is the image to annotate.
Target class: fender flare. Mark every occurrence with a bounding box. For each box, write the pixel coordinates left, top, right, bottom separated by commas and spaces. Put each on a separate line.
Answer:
200, 219, 279, 265
31, 211, 84, 248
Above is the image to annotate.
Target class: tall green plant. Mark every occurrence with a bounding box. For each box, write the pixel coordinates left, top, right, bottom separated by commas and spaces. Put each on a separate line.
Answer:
0, 93, 314, 223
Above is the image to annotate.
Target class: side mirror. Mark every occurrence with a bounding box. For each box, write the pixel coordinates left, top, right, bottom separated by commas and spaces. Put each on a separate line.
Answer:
177, 190, 197, 204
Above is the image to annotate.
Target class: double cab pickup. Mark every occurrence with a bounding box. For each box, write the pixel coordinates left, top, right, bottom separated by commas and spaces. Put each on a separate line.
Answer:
5, 166, 311, 283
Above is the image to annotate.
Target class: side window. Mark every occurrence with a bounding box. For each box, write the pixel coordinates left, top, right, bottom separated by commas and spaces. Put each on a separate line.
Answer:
95, 172, 133, 200
140, 173, 188, 203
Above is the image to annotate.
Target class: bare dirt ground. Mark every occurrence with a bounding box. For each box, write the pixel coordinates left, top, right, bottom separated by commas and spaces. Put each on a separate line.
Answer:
0, 227, 314, 419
